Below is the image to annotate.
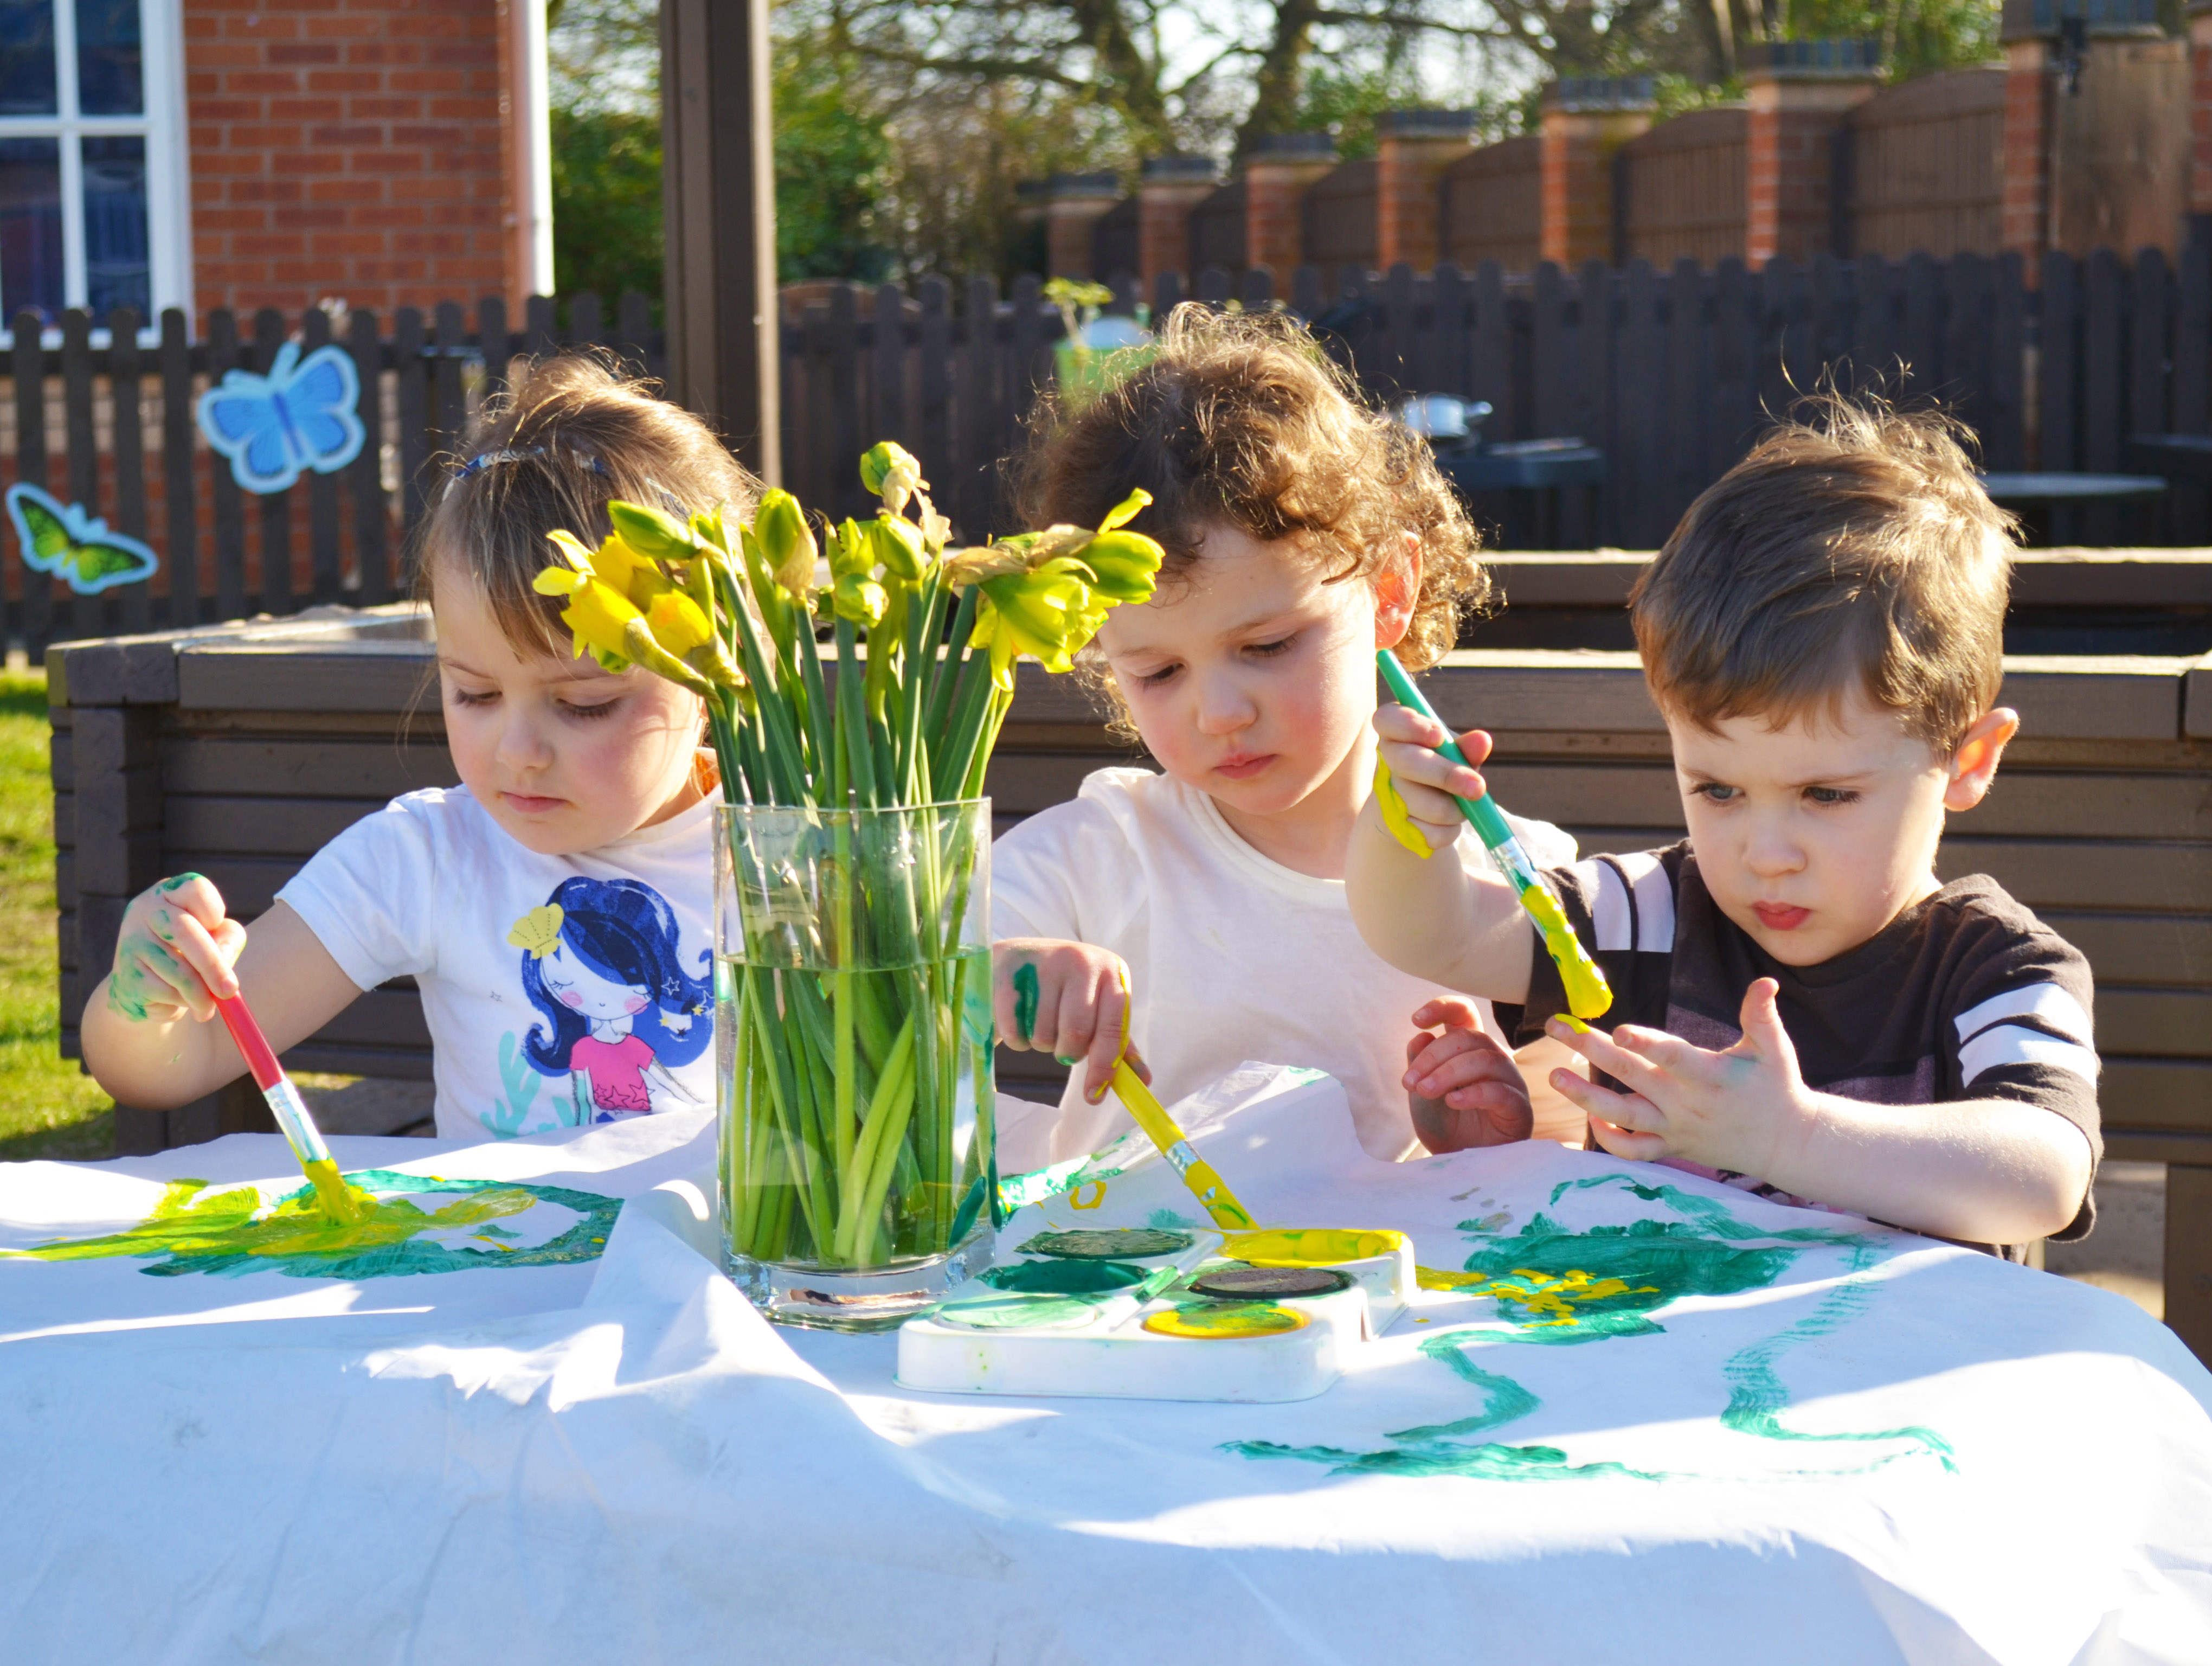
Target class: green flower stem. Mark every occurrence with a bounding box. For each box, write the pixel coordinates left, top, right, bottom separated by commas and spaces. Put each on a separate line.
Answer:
837, 1010, 918, 1264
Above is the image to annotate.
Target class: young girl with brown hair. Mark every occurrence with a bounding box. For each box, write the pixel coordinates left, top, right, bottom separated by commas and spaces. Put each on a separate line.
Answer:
83, 355, 757, 1139
991, 305, 1577, 1166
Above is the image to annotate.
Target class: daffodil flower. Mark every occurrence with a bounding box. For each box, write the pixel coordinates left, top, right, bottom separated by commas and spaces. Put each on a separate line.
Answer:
545, 526, 668, 612
860, 441, 927, 517
971, 559, 1111, 688
533, 566, 645, 672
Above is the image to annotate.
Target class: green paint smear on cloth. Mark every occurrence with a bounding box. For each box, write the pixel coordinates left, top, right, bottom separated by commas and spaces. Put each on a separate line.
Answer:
1225, 1175, 1952, 1481
2, 1169, 622, 1280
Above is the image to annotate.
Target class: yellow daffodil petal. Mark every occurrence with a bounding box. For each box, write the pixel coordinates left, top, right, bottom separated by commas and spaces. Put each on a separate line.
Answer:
560, 578, 644, 671
532, 566, 588, 598
546, 528, 597, 573
645, 589, 714, 657
1098, 488, 1152, 533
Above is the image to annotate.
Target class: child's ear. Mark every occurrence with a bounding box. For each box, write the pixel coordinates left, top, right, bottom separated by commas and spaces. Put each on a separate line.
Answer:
1944, 707, 2018, 811
1374, 531, 1423, 649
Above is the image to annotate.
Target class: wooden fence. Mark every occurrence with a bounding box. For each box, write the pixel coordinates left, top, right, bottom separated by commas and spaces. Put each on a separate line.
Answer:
1441, 136, 1542, 275
1842, 69, 2005, 261
0, 293, 660, 658
778, 245, 2212, 551
1621, 108, 1750, 270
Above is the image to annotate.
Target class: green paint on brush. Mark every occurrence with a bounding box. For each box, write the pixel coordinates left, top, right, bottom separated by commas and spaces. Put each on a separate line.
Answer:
1011, 962, 1040, 1045
3, 1169, 621, 1280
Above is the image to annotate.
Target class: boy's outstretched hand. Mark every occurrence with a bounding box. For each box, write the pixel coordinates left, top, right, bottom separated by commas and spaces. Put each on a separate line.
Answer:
1542, 977, 1809, 1176
1404, 997, 1533, 1152
992, 938, 1152, 1106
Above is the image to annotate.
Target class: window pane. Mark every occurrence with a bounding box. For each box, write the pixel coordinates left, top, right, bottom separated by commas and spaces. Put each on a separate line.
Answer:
0, 1, 55, 116
83, 134, 145, 315
74, 0, 138, 115
0, 137, 60, 324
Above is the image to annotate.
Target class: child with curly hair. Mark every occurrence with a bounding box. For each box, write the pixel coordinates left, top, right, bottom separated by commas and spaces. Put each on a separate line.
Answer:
991, 304, 1577, 1166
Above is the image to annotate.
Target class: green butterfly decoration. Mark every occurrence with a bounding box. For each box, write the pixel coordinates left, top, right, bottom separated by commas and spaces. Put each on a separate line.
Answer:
8, 483, 158, 594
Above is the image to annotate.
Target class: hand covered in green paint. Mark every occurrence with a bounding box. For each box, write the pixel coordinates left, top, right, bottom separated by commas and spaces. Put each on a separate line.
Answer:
1404, 997, 1533, 1152
105, 873, 246, 1024
1545, 978, 1811, 1178
1370, 701, 1491, 850
991, 938, 1150, 1106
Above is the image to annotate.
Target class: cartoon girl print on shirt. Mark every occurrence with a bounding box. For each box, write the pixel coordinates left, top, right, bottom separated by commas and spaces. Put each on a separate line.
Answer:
507, 877, 712, 1123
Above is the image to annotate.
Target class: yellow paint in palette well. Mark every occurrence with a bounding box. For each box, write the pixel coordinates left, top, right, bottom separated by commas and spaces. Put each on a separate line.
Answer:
1221, 1227, 1406, 1266
1142, 1303, 1308, 1339
1519, 881, 1611, 1020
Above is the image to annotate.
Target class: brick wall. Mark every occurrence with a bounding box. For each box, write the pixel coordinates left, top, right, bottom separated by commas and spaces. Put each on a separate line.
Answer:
184, 0, 516, 322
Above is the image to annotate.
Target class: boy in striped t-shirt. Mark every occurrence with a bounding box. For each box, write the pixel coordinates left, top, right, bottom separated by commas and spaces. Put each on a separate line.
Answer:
1348, 400, 2098, 1258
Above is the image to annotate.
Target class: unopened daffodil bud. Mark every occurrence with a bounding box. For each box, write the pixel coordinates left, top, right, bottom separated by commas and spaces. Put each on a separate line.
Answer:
607, 500, 697, 564
860, 441, 926, 516
756, 489, 816, 597
834, 570, 888, 627
871, 514, 928, 582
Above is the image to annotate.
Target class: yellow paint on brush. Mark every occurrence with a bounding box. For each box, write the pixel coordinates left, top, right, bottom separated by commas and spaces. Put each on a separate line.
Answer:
1520, 881, 1612, 1020
300, 1157, 371, 1225
1142, 1303, 1308, 1340
1223, 1227, 1405, 1266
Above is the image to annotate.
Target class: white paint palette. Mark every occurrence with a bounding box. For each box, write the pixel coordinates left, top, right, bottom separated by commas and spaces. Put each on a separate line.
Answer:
896, 1226, 1414, 1403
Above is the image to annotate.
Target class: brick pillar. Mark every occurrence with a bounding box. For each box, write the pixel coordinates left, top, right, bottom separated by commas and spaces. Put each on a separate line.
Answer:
1744, 41, 1881, 268
1376, 110, 1477, 272
1044, 174, 1122, 280
2003, 33, 2054, 268
2192, 2, 2212, 226
1243, 133, 1338, 277
1138, 156, 1219, 287
1540, 78, 1654, 268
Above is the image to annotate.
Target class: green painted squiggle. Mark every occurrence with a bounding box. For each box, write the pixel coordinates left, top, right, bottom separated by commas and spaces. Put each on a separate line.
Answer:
2, 1169, 621, 1280
1226, 1437, 1669, 1483
1387, 1332, 1542, 1440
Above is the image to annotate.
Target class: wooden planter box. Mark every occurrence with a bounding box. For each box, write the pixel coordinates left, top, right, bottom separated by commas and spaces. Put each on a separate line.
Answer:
47, 604, 2212, 1360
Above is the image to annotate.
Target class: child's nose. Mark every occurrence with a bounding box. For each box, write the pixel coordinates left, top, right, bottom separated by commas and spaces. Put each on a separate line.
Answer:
1744, 821, 1805, 875
1192, 670, 1256, 735
494, 712, 555, 772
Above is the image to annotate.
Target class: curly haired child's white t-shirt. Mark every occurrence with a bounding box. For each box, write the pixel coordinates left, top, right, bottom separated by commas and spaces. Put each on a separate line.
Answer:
278, 786, 717, 1142
991, 766, 1577, 1165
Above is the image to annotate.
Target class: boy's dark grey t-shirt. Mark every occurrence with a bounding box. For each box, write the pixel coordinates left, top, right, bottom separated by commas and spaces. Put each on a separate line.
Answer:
1495, 841, 2101, 1252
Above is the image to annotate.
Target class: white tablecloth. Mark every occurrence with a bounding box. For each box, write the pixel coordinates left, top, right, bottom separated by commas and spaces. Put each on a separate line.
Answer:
3, 1066, 2209, 1665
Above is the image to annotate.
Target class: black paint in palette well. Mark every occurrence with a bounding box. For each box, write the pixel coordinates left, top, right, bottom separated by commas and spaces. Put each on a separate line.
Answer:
1018, 1228, 1193, 1260
1187, 1265, 1353, 1300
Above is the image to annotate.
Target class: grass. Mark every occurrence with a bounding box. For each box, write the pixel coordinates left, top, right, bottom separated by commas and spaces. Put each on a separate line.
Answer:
0, 670, 114, 1161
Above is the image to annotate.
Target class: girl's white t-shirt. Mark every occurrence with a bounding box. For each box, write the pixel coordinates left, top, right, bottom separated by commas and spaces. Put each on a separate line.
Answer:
279, 787, 717, 1142
990, 766, 1577, 1165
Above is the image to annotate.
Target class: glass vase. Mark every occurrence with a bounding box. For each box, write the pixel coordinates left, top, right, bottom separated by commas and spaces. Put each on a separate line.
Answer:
714, 799, 997, 1331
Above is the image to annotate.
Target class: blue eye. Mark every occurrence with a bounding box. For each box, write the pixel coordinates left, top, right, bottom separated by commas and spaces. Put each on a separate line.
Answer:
1692, 783, 1738, 804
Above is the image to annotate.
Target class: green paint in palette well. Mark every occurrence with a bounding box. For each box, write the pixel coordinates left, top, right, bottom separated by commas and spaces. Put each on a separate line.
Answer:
2, 1169, 621, 1279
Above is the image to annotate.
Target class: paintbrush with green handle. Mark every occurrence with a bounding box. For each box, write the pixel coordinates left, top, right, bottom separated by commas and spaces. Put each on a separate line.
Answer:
1374, 648, 1612, 1021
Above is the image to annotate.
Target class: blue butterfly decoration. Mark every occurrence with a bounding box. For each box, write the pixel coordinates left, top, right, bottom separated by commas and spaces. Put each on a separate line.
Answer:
7, 483, 159, 594
196, 340, 366, 495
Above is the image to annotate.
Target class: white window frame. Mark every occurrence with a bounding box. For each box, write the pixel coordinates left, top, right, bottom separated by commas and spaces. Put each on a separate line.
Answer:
0, 0, 191, 344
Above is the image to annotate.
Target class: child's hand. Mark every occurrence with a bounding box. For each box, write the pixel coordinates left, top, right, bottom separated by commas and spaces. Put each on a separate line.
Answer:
106, 873, 246, 1024
1543, 979, 1814, 1176
1403, 997, 1533, 1152
992, 938, 1152, 1106
1372, 703, 1493, 849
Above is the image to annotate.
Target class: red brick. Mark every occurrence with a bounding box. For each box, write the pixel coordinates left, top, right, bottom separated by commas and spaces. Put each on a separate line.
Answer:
272, 152, 346, 176
268, 42, 340, 64
236, 234, 308, 257
232, 180, 304, 203
310, 232, 390, 255
274, 205, 349, 229
306, 71, 382, 93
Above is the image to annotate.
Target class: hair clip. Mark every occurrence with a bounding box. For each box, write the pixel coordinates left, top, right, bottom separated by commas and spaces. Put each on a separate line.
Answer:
453, 445, 609, 480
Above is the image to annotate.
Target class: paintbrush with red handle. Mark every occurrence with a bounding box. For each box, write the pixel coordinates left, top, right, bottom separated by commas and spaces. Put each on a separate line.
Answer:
214, 991, 365, 1224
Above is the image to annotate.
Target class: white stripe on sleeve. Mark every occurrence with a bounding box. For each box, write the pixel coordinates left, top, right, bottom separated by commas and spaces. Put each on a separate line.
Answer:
1611, 848, 1676, 952
1954, 982, 2094, 1048
1958, 1022, 2101, 1087
1576, 858, 1632, 952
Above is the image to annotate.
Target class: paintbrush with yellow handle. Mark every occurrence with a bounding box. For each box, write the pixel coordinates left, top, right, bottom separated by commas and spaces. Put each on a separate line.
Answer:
1108, 972, 1257, 1231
